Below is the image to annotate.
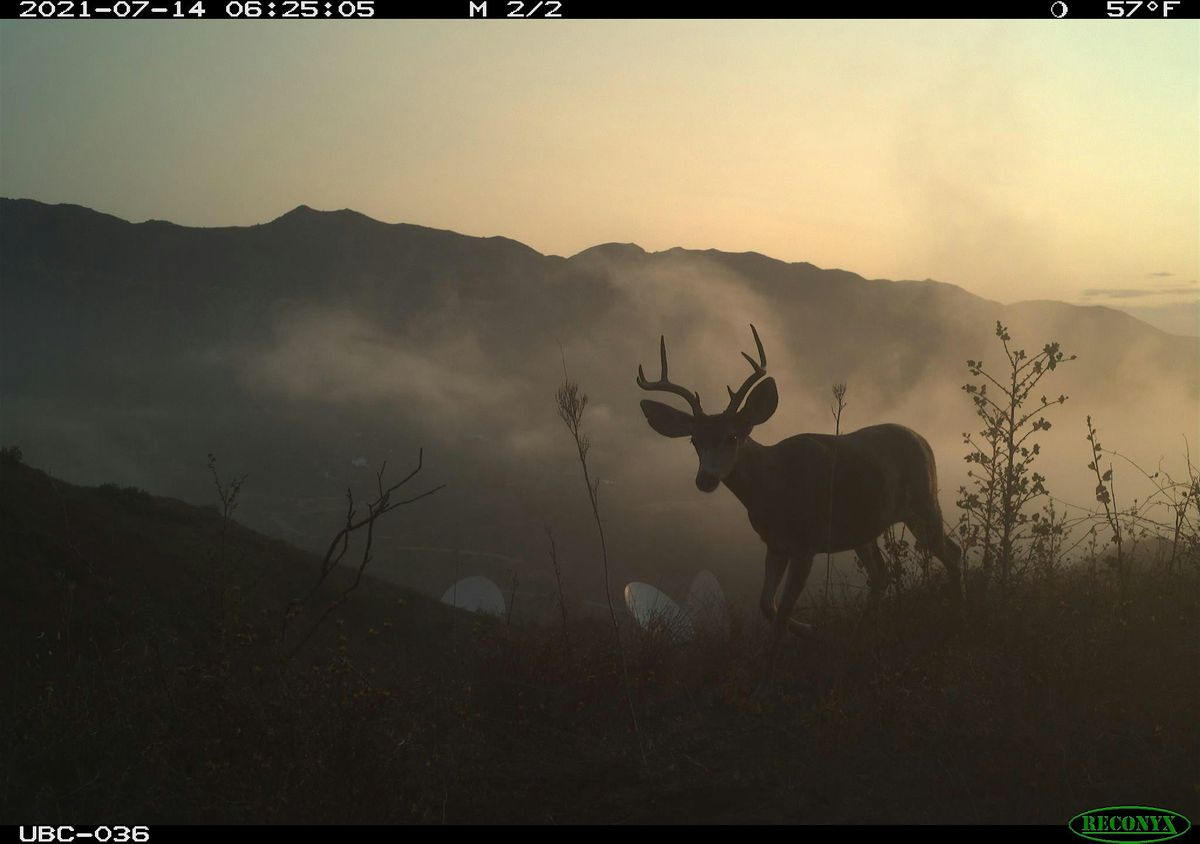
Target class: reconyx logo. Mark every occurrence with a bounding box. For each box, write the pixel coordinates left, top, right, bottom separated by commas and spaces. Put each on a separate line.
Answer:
1069, 806, 1191, 844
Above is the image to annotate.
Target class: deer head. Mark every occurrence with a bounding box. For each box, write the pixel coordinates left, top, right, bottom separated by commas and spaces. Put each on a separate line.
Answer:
637, 324, 778, 492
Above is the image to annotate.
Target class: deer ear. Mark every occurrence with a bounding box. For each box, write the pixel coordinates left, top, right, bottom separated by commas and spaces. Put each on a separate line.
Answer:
737, 377, 778, 427
640, 399, 695, 439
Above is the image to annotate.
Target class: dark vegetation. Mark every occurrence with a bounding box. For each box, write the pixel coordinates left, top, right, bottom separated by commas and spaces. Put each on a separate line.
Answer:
2, 324, 1198, 824
1, 201, 1197, 823
3, 198, 1197, 601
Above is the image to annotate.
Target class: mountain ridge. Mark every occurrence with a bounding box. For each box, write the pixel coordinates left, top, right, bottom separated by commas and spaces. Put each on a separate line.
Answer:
4, 196, 1151, 334
2, 195, 1196, 603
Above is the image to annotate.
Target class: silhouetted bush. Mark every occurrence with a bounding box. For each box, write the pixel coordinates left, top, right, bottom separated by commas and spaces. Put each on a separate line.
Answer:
956, 322, 1074, 595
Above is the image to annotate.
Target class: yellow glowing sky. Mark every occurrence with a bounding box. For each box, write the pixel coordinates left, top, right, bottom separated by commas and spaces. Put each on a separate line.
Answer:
1, 20, 1196, 317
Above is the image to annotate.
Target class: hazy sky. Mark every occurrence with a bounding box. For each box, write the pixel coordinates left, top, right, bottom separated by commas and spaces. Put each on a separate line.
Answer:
1, 20, 1196, 321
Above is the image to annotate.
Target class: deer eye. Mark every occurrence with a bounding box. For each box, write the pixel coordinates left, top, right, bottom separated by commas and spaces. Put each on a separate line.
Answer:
725, 433, 737, 445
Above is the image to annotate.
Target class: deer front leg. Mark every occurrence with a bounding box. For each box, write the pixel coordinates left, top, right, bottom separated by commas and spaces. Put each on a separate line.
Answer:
759, 549, 787, 619
759, 554, 815, 694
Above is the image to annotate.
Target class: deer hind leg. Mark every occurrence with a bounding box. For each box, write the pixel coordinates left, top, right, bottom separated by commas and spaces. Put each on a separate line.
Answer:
904, 508, 964, 602
856, 541, 889, 609
760, 554, 814, 692
853, 541, 888, 646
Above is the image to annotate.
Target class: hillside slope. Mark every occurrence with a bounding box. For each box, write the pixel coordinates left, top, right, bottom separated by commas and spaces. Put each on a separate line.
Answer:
3, 451, 1196, 823
2, 199, 1196, 607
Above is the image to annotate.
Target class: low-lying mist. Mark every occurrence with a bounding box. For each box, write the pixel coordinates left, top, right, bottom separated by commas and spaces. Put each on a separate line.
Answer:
2, 200, 1196, 619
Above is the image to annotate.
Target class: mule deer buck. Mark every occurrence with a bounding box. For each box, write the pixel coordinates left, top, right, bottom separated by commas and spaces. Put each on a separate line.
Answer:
636, 325, 962, 689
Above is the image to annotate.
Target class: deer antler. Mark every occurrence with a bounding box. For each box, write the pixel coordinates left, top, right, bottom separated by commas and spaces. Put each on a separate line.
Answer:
725, 324, 767, 414
637, 335, 704, 416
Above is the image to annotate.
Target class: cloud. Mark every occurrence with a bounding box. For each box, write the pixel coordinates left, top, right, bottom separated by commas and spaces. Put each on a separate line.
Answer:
1146, 271, 1175, 278
1081, 288, 1152, 299
1081, 284, 1198, 300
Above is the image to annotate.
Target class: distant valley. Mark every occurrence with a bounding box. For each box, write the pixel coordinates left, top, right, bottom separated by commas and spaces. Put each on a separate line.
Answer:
3, 198, 1196, 612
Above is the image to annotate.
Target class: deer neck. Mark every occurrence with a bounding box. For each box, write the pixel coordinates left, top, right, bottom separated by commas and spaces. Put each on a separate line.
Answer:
721, 436, 769, 511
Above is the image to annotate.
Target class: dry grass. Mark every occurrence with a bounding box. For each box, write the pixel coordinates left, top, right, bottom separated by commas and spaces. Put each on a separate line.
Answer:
2, 458, 1197, 824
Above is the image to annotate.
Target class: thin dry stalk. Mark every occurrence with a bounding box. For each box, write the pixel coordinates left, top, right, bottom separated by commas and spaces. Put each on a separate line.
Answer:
555, 357, 647, 773
207, 453, 247, 650
822, 383, 847, 620
506, 571, 519, 627
545, 525, 571, 646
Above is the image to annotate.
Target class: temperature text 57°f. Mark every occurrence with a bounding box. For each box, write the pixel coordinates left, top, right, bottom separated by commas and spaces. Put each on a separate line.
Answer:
1107, 0, 1181, 15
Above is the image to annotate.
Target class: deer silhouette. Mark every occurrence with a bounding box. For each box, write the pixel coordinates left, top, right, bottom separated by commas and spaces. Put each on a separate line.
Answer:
636, 325, 963, 690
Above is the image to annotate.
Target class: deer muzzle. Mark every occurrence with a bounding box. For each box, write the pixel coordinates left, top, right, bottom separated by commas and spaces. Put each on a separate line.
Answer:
695, 469, 721, 493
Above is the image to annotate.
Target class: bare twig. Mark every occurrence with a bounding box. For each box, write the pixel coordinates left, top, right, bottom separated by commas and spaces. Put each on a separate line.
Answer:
283, 449, 444, 655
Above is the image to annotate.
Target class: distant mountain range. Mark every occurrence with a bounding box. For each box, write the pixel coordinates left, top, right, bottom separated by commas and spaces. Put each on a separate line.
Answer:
3, 199, 1196, 609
